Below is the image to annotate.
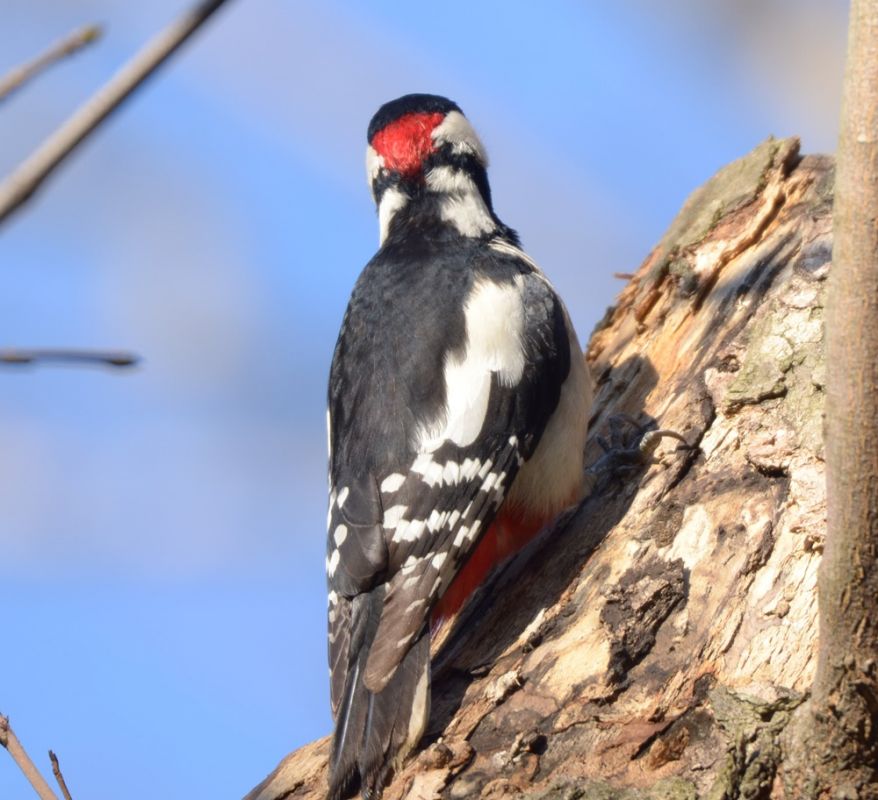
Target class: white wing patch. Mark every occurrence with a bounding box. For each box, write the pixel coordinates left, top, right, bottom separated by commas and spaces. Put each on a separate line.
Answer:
417, 279, 526, 452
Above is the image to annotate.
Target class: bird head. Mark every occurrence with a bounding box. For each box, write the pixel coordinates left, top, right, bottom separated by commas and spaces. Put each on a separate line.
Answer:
366, 94, 488, 194
365, 94, 499, 242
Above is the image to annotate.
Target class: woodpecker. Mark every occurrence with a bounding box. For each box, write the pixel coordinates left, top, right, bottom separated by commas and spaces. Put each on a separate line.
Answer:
326, 94, 592, 800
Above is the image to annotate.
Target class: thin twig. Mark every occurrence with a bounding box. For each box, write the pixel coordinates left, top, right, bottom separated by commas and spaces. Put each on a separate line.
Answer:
0, 24, 102, 103
0, 715, 61, 800
0, 0, 233, 226
0, 348, 139, 368
48, 751, 74, 800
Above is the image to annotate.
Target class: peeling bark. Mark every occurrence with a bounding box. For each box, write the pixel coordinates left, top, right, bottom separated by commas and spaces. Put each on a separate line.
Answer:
247, 138, 834, 800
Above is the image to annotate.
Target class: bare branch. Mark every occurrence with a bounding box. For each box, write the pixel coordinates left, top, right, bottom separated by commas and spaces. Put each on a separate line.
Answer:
0, 348, 139, 368
0, 715, 60, 800
0, 24, 102, 103
48, 751, 74, 800
0, 0, 233, 226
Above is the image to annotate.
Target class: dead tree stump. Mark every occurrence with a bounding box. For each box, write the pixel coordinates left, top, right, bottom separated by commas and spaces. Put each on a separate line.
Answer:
246, 137, 832, 800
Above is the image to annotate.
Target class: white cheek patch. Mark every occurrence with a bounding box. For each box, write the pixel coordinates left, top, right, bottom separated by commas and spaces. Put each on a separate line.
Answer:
417, 279, 526, 451
432, 111, 488, 165
426, 165, 475, 194
366, 144, 384, 191
378, 187, 408, 245
426, 165, 496, 238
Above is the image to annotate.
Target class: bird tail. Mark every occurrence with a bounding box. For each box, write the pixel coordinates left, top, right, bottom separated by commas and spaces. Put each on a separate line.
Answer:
328, 591, 431, 800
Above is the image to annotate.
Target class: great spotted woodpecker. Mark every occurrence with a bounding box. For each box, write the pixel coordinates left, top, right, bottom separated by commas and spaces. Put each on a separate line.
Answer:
325, 94, 592, 800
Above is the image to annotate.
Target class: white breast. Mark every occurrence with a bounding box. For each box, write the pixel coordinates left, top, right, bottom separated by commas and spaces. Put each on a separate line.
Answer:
507, 310, 592, 519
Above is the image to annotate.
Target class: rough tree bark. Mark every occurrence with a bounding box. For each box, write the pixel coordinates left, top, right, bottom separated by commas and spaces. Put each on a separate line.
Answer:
247, 138, 834, 799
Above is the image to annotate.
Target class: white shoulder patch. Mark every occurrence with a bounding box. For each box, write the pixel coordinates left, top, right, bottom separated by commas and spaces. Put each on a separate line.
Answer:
417, 278, 526, 451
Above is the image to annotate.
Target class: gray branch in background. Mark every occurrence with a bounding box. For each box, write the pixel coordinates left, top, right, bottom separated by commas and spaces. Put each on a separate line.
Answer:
0, 0, 233, 227
0, 348, 139, 368
0, 24, 103, 104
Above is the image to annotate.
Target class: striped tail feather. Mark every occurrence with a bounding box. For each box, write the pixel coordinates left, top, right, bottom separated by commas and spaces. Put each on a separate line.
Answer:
329, 589, 431, 800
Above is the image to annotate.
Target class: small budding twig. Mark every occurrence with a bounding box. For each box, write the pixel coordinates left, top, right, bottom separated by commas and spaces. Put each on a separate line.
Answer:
0, 714, 61, 800
0, 348, 139, 369
0, 0, 233, 225
49, 751, 74, 800
0, 24, 102, 103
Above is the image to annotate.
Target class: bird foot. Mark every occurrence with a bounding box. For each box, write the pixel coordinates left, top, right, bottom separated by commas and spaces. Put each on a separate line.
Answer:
585, 413, 693, 492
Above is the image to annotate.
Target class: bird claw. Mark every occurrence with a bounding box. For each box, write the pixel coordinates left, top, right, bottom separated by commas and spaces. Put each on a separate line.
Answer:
585, 414, 694, 490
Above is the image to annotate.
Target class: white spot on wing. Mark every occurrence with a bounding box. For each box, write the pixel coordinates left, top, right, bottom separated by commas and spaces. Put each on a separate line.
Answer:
405, 598, 426, 615
412, 452, 444, 486
383, 505, 408, 529
396, 518, 426, 543
442, 460, 461, 485
333, 525, 348, 546
426, 509, 446, 532
381, 473, 406, 493
482, 471, 498, 492
453, 525, 471, 548
327, 549, 340, 576
403, 574, 420, 590
336, 487, 349, 508
461, 457, 480, 480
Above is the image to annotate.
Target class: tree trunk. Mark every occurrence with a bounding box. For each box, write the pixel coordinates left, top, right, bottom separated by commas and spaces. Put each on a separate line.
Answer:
781, 2, 878, 798
247, 137, 834, 799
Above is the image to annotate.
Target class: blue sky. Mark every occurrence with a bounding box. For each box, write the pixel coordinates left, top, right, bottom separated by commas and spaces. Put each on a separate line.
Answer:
1, 2, 847, 798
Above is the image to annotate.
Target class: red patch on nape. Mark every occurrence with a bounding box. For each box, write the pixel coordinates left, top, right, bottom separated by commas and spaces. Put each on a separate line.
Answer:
371, 111, 445, 178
